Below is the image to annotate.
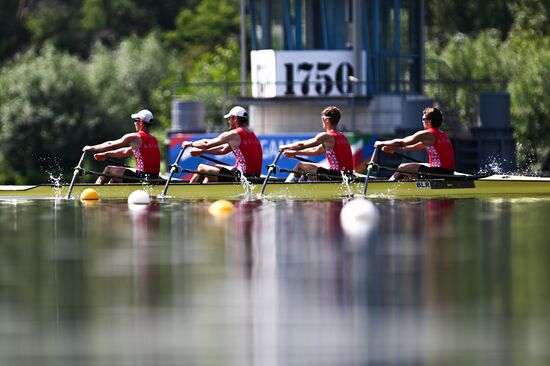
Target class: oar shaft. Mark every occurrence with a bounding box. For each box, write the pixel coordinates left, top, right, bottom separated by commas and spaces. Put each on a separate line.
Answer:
66, 151, 87, 199
293, 156, 315, 163
261, 150, 284, 195
200, 155, 232, 167
161, 146, 187, 198
362, 147, 380, 197
383, 148, 423, 163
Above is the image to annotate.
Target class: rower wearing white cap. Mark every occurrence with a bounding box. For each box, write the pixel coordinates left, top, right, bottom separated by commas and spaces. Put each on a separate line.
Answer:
181, 106, 263, 183
83, 109, 160, 184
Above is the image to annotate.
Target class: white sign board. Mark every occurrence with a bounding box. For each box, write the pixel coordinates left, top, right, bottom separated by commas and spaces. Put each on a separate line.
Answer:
251, 50, 366, 98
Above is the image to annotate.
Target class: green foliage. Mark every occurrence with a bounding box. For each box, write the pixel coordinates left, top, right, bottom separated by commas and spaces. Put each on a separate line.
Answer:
177, 39, 241, 129
426, 22, 550, 169
166, 0, 240, 70
503, 32, 550, 169
0, 33, 177, 184
426, 0, 514, 46
425, 30, 508, 126
0, 45, 106, 183
88, 31, 178, 130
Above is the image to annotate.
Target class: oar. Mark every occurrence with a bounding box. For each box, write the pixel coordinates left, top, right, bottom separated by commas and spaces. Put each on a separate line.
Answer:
105, 158, 131, 168
199, 155, 232, 167
66, 151, 87, 199
293, 156, 315, 163
161, 146, 187, 198
260, 150, 284, 195
362, 147, 380, 197
382, 146, 422, 163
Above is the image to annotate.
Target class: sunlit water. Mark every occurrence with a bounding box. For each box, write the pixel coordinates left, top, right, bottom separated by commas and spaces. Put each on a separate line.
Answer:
1, 197, 550, 365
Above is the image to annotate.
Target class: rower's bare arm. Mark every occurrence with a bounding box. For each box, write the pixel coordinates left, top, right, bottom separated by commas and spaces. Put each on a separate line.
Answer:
401, 142, 425, 151
280, 133, 328, 151
294, 145, 325, 156
200, 145, 232, 155
191, 131, 240, 150
375, 130, 433, 150
94, 147, 133, 161
84, 134, 138, 153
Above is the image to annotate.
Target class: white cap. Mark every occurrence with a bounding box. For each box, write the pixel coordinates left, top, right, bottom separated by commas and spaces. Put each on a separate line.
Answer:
223, 106, 247, 118
131, 109, 154, 123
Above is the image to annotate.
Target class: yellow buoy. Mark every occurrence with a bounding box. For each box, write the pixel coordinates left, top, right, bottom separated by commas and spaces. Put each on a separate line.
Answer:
208, 199, 234, 217
79, 188, 99, 201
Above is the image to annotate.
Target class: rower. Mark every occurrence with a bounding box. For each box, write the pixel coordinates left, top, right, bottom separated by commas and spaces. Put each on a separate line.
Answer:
181, 106, 263, 183
279, 106, 354, 182
83, 109, 161, 184
374, 107, 455, 180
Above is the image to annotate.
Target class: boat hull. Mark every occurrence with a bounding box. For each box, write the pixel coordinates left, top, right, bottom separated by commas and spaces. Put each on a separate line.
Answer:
2, 175, 550, 200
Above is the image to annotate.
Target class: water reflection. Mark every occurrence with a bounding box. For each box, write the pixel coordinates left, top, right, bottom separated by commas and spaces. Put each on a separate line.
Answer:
1, 197, 550, 365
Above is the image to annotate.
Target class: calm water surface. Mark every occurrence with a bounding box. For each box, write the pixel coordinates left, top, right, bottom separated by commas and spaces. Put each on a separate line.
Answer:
1, 196, 550, 365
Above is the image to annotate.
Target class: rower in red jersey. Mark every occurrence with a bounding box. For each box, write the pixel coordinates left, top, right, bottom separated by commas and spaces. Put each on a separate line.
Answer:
182, 106, 263, 183
279, 106, 354, 182
83, 109, 160, 184
374, 107, 455, 180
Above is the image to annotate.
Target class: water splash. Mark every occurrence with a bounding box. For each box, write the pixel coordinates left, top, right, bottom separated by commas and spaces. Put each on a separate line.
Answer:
47, 173, 64, 198
478, 156, 506, 175
40, 155, 65, 198
238, 169, 255, 196
341, 171, 353, 196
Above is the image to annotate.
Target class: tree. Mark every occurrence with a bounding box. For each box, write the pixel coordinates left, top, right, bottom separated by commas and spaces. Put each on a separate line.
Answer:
0, 32, 177, 184
425, 30, 508, 126
0, 45, 109, 183
426, 0, 514, 46
166, 0, 240, 70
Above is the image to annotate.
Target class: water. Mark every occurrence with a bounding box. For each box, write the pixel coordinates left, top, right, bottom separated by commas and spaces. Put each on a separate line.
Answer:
1, 197, 550, 365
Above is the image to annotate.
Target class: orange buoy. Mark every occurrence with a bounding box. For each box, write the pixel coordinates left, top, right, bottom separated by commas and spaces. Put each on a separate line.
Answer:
79, 188, 99, 201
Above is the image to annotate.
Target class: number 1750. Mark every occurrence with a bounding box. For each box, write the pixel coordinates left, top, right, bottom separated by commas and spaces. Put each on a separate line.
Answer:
284, 62, 354, 96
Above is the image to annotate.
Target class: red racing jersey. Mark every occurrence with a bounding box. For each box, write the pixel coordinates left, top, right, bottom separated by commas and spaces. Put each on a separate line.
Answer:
233, 128, 263, 175
425, 128, 455, 170
325, 130, 354, 171
133, 131, 160, 174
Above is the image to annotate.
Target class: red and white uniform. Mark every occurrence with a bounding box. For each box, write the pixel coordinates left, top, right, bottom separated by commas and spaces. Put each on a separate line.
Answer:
425, 128, 455, 170
133, 131, 160, 174
325, 130, 354, 171
233, 128, 263, 175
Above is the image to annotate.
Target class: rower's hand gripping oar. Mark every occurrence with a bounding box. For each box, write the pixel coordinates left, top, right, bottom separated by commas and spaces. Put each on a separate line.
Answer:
362, 147, 380, 197
66, 151, 87, 199
260, 150, 284, 195
161, 146, 187, 198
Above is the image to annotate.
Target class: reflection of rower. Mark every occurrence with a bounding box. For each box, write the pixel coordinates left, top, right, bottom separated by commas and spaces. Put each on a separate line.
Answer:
279, 106, 354, 182
374, 107, 455, 180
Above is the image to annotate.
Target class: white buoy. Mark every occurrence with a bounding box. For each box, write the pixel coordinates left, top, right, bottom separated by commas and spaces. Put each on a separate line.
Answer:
128, 190, 150, 205
340, 198, 379, 239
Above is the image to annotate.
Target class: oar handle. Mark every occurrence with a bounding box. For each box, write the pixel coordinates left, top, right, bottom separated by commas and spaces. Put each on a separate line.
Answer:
260, 150, 284, 195
200, 155, 232, 167
382, 146, 422, 163
161, 146, 187, 198
293, 156, 315, 164
66, 151, 87, 199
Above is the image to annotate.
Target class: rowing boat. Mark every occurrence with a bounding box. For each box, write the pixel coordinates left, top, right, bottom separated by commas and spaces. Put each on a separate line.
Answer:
2, 174, 550, 200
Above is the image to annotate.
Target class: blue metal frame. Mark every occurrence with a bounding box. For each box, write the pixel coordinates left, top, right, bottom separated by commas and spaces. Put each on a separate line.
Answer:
248, 0, 423, 95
